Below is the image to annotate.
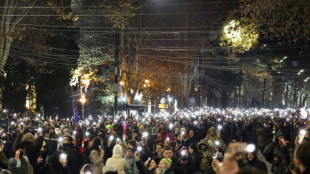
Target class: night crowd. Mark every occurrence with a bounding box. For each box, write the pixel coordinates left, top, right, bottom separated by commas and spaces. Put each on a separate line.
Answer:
0, 108, 310, 174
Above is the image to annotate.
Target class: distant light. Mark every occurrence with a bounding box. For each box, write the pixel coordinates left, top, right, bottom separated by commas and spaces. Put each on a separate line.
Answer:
279, 59, 283, 63
263, 44, 267, 47
283, 56, 287, 59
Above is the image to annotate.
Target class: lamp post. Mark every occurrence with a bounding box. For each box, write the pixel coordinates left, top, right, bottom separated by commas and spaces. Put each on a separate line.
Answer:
79, 94, 86, 120
168, 96, 173, 114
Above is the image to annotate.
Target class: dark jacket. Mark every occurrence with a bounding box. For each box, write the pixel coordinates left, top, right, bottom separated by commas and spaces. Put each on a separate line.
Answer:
191, 152, 201, 172
8, 157, 28, 174
62, 144, 83, 174
37, 151, 71, 174
245, 152, 267, 173
21, 136, 44, 168
171, 157, 188, 174
44, 133, 59, 156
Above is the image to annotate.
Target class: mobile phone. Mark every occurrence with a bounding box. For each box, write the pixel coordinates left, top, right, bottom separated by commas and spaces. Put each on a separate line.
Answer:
236, 144, 256, 153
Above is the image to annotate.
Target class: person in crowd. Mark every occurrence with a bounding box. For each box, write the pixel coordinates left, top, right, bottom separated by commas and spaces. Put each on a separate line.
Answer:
144, 156, 161, 174
7, 150, 28, 174
263, 131, 291, 165
256, 124, 268, 153
294, 142, 310, 174
36, 150, 70, 174
89, 137, 104, 174
189, 144, 201, 174
179, 146, 194, 174
44, 126, 58, 161
14, 126, 44, 170
162, 147, 187, 174
61, 134, 83, 174
244, 151, 267, 173
105, 144, 129, 174
155, 158, 173, 174
124, 148, 138, 174
79, 164, 93, 174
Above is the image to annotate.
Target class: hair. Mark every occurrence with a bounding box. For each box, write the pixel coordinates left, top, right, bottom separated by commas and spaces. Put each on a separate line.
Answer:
189, 144, 199, 153
90, 137, 102, 152
295, 142, 310, 167
156, 143, 164, 148
64, 135, 73, 143
163, 147, 172, 153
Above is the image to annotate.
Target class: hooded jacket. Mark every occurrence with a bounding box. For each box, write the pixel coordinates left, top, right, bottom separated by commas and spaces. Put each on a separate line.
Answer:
105, 144, 129, 174
245, 152, 267, 173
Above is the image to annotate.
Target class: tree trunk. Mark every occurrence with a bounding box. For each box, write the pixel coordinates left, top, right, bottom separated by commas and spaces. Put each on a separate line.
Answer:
0, 36, 12, 71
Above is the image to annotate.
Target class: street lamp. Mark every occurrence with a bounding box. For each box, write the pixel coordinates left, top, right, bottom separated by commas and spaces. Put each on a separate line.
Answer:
79, 94, 86, 120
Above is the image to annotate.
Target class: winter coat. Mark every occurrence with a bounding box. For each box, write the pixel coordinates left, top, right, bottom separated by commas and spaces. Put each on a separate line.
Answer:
256, 127, 268, 147
124, 155, 139, 174
37, 151, 71, 174
21, 136, 44, 168
191, 152, 201, 172
106, 145, 129, 174
0, 151, 8, 168
44, 133, 59, 156
89, 150, 104, 174
62, 144, 83, 174
8, 157, 28, 174
244, 153, 267, 173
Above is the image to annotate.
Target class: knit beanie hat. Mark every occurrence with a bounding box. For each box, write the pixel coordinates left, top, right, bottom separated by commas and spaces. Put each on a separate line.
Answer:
23, 133, 35, 143
8, 158, 17, 169
113, 144, 123, 156
160, 158, 172, 169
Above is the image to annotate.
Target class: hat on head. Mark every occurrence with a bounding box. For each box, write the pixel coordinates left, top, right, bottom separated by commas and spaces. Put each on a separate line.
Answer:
276, 131, 284, 138
160, 158, 172, 168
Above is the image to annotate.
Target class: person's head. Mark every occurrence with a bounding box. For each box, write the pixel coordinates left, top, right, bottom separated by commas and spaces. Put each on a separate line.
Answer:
125, 148, 133, 157
149, 156, 161, 170
162, 147, 173, 159
64, 135, 73, 145
23, 133, 35, 143
128, 140, 136, 149
189, 144, 198, 154
112, 129, 118, 136
155, 143, 164, 153
49, 127, 55, 134
159, 158, 172, 170
294, 142, 310, 172
44, 122, 50, 130
247, 153, 256, 162
90, 137, 101, 151
15, 149, 22, 160
180, 146, 189, 158
113, 144, 123, 156
188, 130, 194, 138
80, 164, 93, 174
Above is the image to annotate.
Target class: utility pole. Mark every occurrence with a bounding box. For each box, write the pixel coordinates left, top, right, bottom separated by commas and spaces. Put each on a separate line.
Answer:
198, 55, 202, 108
114, 31, 120, 119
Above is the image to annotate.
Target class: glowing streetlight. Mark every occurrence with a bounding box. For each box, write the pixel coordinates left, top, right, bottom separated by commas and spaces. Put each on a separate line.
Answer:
79, 94, 86, 120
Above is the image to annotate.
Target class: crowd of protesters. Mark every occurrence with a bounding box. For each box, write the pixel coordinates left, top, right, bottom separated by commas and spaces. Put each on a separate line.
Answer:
0, 108, 310, 174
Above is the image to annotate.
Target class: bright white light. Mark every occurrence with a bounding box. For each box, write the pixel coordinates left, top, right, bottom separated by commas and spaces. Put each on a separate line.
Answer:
181, 151, 186, 156
215, 140, 220, 146
169, 123, 173, 130
137, 146, 142, 152
143, 132, 148, 137
217, 125, 222, 130
59, 137, 63, 142
246, 144, 255, 153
